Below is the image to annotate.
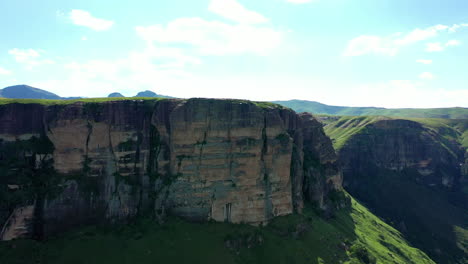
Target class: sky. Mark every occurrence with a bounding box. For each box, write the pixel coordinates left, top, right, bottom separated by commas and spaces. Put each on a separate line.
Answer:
0, 0, 467, 108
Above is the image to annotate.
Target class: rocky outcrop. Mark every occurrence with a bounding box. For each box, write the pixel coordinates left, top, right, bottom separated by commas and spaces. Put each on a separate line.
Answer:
0, 99, 342, 240
339, 119, 464, 189
333, 118, 467, 264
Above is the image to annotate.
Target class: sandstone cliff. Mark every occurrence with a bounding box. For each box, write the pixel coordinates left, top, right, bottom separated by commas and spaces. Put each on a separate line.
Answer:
0, 99, 342, 240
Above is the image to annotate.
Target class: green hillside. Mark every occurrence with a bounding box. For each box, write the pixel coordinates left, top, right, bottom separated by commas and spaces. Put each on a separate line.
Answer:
0, 196, 433, 264
321, 115, 468, 151
274, 100, 468, 119
321, 116, 468, 264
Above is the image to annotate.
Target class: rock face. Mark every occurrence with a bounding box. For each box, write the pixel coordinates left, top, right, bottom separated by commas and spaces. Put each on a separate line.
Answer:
334, 118, 467, 264
339, 119, 464, 189
0, 99, 342, 240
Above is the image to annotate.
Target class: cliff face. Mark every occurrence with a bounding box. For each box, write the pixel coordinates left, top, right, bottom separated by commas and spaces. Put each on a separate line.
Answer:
339, 119, 464, 189
0, 99, 342, 240
330, 118, 467, 264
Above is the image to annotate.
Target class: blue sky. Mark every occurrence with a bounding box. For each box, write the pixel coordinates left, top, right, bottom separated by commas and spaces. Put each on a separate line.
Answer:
0, 0, 467, 108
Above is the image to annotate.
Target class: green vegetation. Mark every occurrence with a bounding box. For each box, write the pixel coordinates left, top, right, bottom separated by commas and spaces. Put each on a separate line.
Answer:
0, 97, 170, 105
0, 136, 61, 239
0, 196, 434, 264
320, 116, 385, 150
321, 115, 468, 264
0, 97, 289, 111
321, 115, 468, 151
347, 169, 468, 264
274, 100, 468, 119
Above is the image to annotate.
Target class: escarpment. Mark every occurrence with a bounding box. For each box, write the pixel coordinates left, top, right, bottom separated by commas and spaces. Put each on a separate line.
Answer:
327, 118, 468, 264
338, 119, 465, 190
0, 99, 342, 240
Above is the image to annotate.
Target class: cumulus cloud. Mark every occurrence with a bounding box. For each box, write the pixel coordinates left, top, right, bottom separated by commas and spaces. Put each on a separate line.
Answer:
208, 0, 268, 24
425, 42, 444, 52
30, 43, 202, 97
31, 2, 283, 97
419, 72, 434, 80
68, 9, 114, 31
136, 17, 282, 56
344, 23, 467, 57
445, 39, 461, 46
8, 48, 54, 69
0, 66, 11, 75
343, 36, 397, 56
416, 59, 432, 64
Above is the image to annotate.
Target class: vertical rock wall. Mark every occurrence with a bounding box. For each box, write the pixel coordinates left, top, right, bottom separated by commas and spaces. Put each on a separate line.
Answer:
0, 99, 342, 239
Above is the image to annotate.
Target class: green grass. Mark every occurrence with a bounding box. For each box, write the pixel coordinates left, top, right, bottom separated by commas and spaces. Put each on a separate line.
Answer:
321, 115, 468, 264
347, 170, 468, 264
321, 116, 386, 150
0, 97, 288, 111
321, 115, 468, 151
274, 100, 468, 119
0, 97, 171, 105
0, 196, 434, 264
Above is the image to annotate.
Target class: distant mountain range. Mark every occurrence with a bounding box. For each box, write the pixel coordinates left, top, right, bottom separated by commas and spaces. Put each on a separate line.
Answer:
108, 92, 125, 98
1, 85, 466, 119
273, 100, 468, 119
0, 85, 62, 100
0, 85, 173, 100
108, 90, 173, 98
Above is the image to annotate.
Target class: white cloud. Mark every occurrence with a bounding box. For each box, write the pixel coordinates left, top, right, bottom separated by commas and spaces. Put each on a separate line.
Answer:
419, 72, 434, 80
8, 48, 54, 69
343, 35, 397, 56
344, 23, 467, 57
68, 9, 114, 31
445, 39, 461, 46
81, 36, 88, 41
393, 24, 448, 46
0, 67, 11, 75
208, 0, 268, 24
136, 17, 282, 56
425, 42, 444, 52
286, 0, 315, 4
31, 43, 201, 97
416, 59, 432, 64
424, 40, 460, 52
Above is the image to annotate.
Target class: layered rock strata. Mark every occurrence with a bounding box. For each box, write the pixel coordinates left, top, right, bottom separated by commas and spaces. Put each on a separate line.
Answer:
0, 99, 342, 240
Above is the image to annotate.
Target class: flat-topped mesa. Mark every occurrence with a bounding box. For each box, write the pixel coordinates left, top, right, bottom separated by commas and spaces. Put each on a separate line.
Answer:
0, 98, 342, 240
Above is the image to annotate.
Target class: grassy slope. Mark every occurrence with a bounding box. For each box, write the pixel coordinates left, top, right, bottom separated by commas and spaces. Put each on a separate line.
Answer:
320, 116, 385, 150
274, 100, 468, 119
350, 171, 468, 264
321, 115, 468, 151
0, 197, 434, 264
0, 98, 288, 110
322, 116, 468, 264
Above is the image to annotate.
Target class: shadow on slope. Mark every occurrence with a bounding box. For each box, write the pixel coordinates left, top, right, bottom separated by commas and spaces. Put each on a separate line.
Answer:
346, 168, 468, 264
0, 196, 434, 264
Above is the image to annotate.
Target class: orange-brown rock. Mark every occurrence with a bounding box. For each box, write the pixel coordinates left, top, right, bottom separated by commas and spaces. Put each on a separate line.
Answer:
0, 99, 342, 240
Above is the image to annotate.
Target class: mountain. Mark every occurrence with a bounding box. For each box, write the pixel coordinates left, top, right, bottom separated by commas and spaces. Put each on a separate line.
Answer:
135, 90, 173, 98
0, 85, 61, 100
321, 116, 468, 264
0, 98, 435, 263
274, 100, 468, 119
108, 92, 125, 98
0, 98, 341, 236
